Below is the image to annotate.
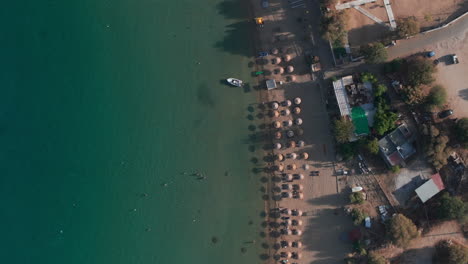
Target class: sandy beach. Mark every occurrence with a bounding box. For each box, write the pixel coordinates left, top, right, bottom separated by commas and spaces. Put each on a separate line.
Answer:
245, 0, 357, 263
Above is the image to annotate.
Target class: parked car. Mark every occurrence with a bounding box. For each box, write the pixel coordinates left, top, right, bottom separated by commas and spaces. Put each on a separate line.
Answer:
438, 109, 454, 119
426, 51, 436, 58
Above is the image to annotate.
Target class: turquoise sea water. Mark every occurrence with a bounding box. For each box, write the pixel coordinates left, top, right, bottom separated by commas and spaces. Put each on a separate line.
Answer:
0, 1, 264, 263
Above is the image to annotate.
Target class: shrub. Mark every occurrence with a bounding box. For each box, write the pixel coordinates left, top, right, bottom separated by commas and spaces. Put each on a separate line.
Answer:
434, 240, 468, 264
338, 142, 358, 160
397, 16, 420, 38
366, 138, 380, 155
374, 84, 388, 97
426, 85, 447, 110
334, 118, 354, 143
455, 118, 468, 147
361, 42, 388, 64
384, 58, 404, 74
353, 240, 367, 255
350, 192, 365, 205
350, 208, 367, 225
361, 72, 378, 84
402, 85, 425, 105
425, 132, 450, 170
321, 11, 348, 46
391, 165, 400, 173
387, 214, 419, 248
368, 251, 387, 264
374, 109, 398, 136
436, 192, 467, 220
406, 57, 436, 87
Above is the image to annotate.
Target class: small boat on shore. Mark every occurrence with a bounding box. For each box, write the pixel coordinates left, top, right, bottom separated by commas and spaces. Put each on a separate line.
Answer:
226, 78, 243, 87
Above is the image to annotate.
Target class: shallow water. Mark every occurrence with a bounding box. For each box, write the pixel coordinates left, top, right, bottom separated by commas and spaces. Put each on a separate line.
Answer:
0, 1, 264, 263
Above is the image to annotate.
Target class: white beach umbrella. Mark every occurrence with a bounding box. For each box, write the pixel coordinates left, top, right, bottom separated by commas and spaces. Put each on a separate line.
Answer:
271, 48, 279, 54
301, 152, 309, 160
286, 66, 294, 73
294, 118, 303, 125
282, 100, 292, 107
287, 130, 294, 138
294, 97, 302, 105
284, 173, 293, 181
283, 54, 291, 62
294, 173, 304, 180
288, 141, 296, 148
274, 143, 282, 149
271, 102, 279, 109
273, 57, 282, 64
281, 109, 291, 116
283, 120, 293, 127
293, 107, 301, 114
293, 229, 302, 236
303, 164, 310, 170
297, 140, 305, 147
288, 153, 297, 160
273, 121, 281, 128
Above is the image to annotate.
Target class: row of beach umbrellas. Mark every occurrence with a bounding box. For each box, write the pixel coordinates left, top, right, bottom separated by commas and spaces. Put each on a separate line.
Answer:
272, 163, 310, 171
269, 107, 301, 117
275, 152, 309, 161
272, 118, 303, 128
274, 140, 305, 149
269, 98, 301, 110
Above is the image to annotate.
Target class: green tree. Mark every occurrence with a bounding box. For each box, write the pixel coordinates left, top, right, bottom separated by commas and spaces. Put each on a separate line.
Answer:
350, 208, 367, 225
397, 16, 420, 38
338, 142, 358, 160
387, 214, 419, 248
350, 192, 365, 204
391, 165, 400, 173
374, 110, 398, 136
361, 72, 378, 83
426, 85, 447, 110
334, 118, 354, 143
434, 240, 468, 264
384, 59, 404, 74
436, 192, 467, 220
455, 118, 468, 147
366, 138, 380, 155
374, 84, 387, 97
368, 251, 388, 264
361, 42, 388, 64
407, 57, 436, 87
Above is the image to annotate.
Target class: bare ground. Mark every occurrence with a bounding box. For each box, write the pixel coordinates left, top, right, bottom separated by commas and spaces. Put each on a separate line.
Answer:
392, 0, 468, 30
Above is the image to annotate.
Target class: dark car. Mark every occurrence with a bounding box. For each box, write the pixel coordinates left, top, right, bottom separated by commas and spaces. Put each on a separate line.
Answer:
438, 109, 453, 119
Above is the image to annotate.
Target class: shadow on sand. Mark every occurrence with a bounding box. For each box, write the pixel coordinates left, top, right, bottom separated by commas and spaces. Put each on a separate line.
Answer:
458, 88, 468, 100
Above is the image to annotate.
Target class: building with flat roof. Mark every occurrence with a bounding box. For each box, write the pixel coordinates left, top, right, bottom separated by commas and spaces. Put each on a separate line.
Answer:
378, 124, 415, 167
415, 173, 445, 203
333, 75, 375, 138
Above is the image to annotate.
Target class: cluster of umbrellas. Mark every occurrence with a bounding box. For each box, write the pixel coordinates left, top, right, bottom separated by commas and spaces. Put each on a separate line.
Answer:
271, 208, 305, 262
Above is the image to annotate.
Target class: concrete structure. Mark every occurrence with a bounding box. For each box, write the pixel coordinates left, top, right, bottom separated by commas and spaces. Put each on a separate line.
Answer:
378, 124, 415, 167
415, 173, 445, 203
333, 75, 354, 117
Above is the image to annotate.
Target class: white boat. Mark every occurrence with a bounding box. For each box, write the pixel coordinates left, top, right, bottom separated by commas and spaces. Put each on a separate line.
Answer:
226, 78, 243, 87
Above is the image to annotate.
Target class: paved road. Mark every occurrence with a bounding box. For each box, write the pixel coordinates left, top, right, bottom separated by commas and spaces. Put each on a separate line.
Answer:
387, 15, 468, 59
